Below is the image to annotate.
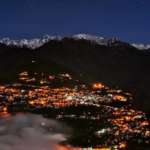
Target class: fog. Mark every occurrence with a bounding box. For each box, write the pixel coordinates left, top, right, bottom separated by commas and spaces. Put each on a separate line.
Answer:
0, 114, 70, 150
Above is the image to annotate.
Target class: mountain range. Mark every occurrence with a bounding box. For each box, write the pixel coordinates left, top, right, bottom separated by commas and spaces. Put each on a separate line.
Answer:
0, 34, 150, 50
0, 34, 150, 112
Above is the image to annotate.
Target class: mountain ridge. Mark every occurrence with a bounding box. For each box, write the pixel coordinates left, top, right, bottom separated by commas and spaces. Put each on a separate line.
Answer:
0, 36, 150, 112
0, 34, 149, 50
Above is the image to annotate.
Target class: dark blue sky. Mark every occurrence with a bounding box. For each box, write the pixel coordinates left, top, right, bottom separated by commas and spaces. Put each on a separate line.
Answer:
0, 0, 149, 43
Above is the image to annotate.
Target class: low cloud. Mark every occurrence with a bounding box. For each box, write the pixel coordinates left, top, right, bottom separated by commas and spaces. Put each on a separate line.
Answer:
0, 114, 70, 150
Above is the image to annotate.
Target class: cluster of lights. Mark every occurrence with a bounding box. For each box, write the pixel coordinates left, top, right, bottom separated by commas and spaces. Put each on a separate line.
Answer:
0, 71, 149, 149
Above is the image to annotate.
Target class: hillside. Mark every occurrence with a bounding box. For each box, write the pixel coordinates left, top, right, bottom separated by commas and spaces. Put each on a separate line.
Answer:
0, 38, 150, 112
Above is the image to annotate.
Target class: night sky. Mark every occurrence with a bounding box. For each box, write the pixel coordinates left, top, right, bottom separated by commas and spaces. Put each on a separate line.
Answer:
0, 0, 149, 43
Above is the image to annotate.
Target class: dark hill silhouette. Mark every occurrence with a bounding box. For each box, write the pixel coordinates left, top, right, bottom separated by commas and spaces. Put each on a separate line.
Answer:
0, 38, 150, 112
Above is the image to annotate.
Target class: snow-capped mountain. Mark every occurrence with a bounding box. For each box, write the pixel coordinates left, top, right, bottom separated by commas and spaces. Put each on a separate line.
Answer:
0, 34, 120, 49
73, 34, 150, 50
73, 34, 106, 45
131, 43, 150, 50
73, 34, 119, 46
0, 33, 149, 50
0, 35, 61, 49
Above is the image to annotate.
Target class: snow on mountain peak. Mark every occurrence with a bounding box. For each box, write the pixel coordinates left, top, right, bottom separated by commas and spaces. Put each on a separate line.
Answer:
0, 33, 149, 50
73, 33, 105, 40
131, 43, 150, 50
0, 34, 112, 49
73, 34, 150, 50
73, 33, 121, 46
73, 33, 108, 45
0, 35, 62, 49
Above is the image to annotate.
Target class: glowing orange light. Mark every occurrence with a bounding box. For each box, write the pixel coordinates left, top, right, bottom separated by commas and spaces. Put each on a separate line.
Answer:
119, 142, 127, 149
3, 107, 7, 113
141, 121, 149, 126
92, 83, 104, 90
29, 101, 34, 105
113, 95, 127, 102
54, 145, 72, 150
95, 148, 111, 150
